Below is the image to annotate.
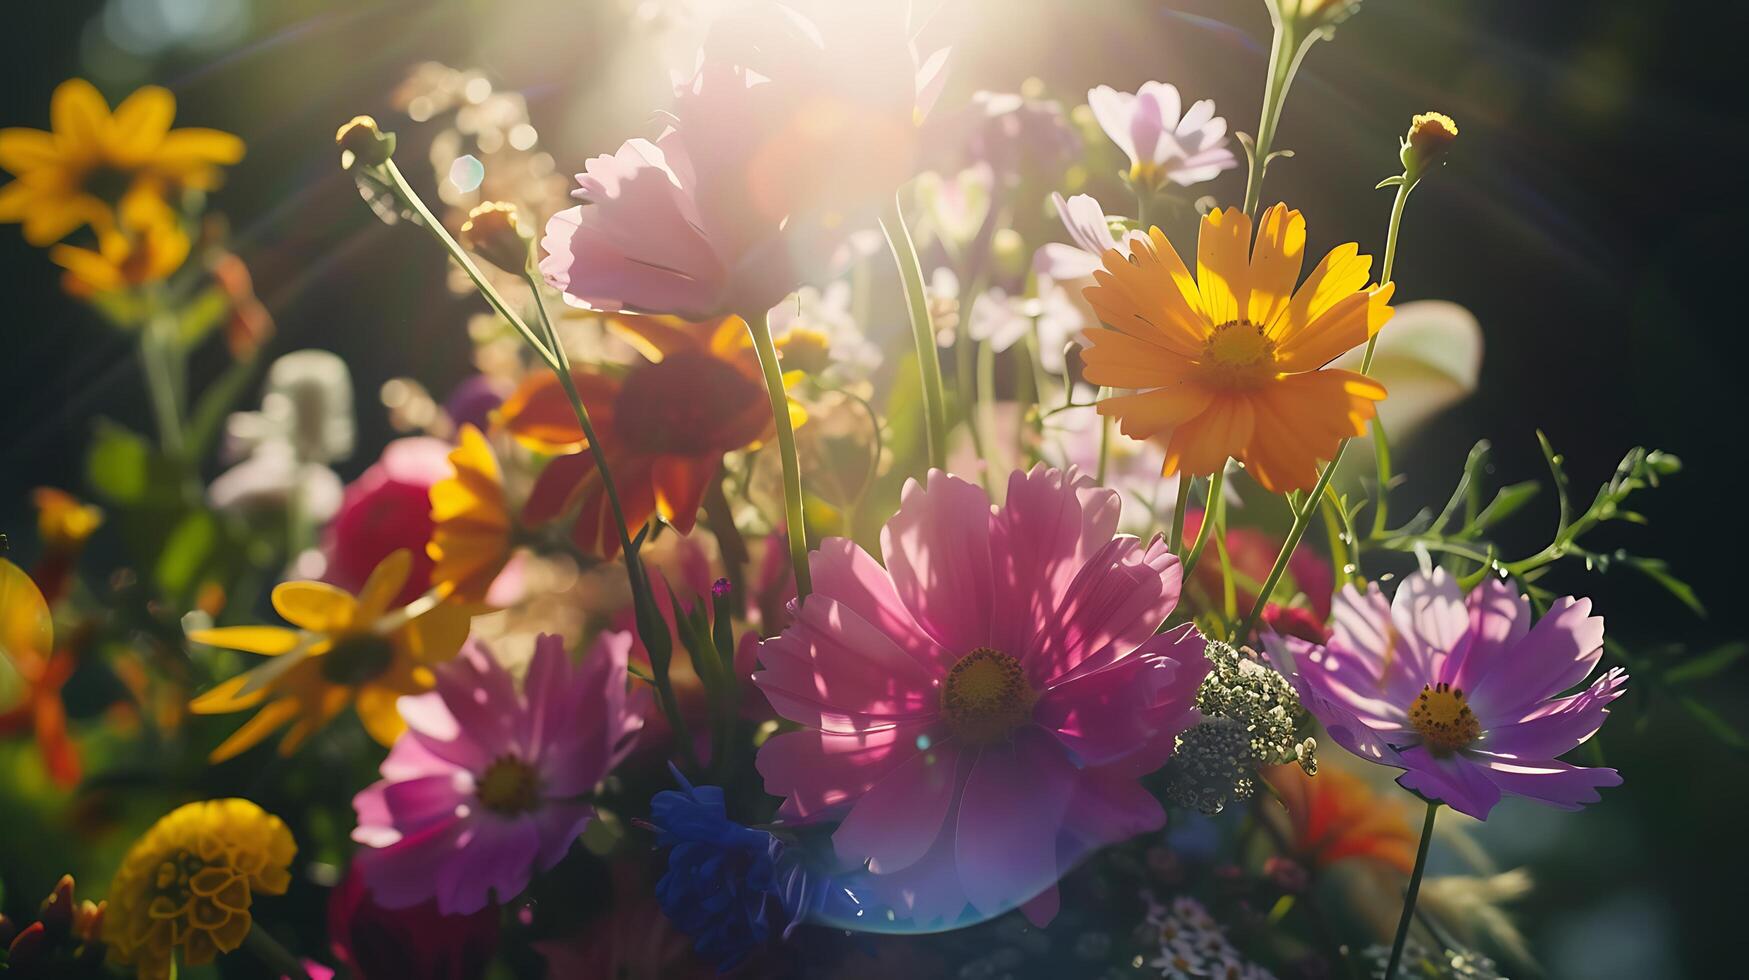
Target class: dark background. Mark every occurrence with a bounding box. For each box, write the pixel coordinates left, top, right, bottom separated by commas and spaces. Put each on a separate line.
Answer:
3, 1, 1746, 975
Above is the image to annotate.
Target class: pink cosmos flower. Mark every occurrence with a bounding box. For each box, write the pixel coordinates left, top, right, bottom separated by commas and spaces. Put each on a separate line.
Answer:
1087, 82, 1237, 189
541, 2, 947, 320
351, 632, 642, 914
753, 466, 1208, 926
1265, 569, 1627, 821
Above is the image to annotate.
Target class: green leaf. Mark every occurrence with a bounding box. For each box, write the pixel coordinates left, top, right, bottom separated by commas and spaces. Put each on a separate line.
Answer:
1627, 556, 1706, 617
86, 420, 157, 504
1678, 696, 1749, 752
175, 285, 233, 350
1467, 481, 1540, 533
1664, 643, 1747, 686
155, 511, 218, 599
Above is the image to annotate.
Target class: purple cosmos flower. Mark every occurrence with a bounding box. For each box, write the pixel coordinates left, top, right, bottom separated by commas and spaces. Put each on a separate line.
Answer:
352, 632, 642, 914
753, 466, 1208, 927
1087, 82, 1238, 189
1265, 569, 1627, 820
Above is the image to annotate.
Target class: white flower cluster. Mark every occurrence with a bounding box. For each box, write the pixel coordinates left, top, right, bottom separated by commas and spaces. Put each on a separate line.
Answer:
1143, 894, 1276, 980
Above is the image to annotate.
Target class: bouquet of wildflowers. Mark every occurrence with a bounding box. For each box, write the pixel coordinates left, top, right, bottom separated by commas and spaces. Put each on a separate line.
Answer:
0, 1, 1725, 978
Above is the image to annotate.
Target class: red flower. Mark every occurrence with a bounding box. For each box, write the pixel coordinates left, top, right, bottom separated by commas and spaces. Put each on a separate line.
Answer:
504, 316, 776, 558
322, 438, 452, 606
327, 864, 498, 980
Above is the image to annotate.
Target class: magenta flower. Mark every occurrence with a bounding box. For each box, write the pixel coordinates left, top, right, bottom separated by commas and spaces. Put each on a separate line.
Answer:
351, 632, 642, 914
753, 466, 1208, 926
1265, 569, 1627, 821
541, 2, 946, 320
1087, 82, 1237, 189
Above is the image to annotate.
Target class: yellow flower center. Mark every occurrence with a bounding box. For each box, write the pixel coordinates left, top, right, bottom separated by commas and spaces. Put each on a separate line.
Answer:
150, 848, 206, 910
477, 755, 542, 815
319, 633, 396, 686
1408, 682, 1480, 755
1200, 321, 1277, 387
940, 648, 1036, 746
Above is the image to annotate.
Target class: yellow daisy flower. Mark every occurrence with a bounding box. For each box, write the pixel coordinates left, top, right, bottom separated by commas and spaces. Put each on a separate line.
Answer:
1082, 203, 1394, 494
49, 210, 189, 297
187, 550, 473, 762
0, 78, 243, 246
105, 798, 295, 980
427, 424, 513, 604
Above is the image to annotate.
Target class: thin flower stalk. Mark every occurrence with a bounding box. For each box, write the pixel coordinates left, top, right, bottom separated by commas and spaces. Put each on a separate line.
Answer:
1384, 802, 1440, 979
743, 307, 814, 600
880, 194, 950, 472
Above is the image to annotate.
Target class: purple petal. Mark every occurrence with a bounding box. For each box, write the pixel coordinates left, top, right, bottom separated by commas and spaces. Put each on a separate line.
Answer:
1395, 746, 1503, 820
1480, 667, 1627, 759
834, 739, 963, 873
1473, 754, 1623, 811
758, 723, 939, 821
1390, 568, 1469, 680
954, 728, 1077, 919
1468, 596, 1605, 723
1439, 576, 1531, 695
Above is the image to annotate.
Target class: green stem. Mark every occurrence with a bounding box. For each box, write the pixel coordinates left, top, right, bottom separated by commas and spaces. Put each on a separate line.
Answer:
743, 307, 813, 599
382, 159, 556, 367
1384, 802, 1440, 979
521, 270, 638, 563
1168, 476, 1194, 557
1242, 21, 1318, 218
139, 312, 187, 460
880, 194, 950, 472
976, 337, 997, 482
1181, 468, 1223, 579
1095, 388, 1113, 484
243, 925, 311, 980
1360, 179, 1414, 374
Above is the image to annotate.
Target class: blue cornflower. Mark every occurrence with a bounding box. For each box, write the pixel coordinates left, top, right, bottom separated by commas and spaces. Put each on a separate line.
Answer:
649, 768, 859, 972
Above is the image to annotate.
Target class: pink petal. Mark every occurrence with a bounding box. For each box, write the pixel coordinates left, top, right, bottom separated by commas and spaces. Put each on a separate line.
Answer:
758, 723, 939, 821
1328, 581, 1429, 708
1480, 667, 1627, 760
1395, 745, 1503, 820
434, 814, 541, 915
1474, 754, 1623, 811
954, 728, 1077, 919
1027, 536, 1180, 686
880, 471, 995, 657
1468, 596, 1605, 723
834, 737, 963, 873
1439, 576, 1531, 695
988, 464, 1121, 663
432, 640, 525, 759
1390, 568, 1469, 680
803, 537, 951, 674
752, 596, 942, 732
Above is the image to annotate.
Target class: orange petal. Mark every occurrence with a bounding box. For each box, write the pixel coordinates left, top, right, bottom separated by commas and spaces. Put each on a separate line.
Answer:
1097, 385, 1216, 444
1247, 204, 1306, 328
1164, 393, 1254, 478
1196, 207, 1251, 326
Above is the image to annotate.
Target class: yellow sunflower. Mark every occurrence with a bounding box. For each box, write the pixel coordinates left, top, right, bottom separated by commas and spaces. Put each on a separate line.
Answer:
427, 424, 513, 604
1082, 204, 1394, 494
0, 78, 243, 246
187, 550, 472, 762
105, 798, 295, 980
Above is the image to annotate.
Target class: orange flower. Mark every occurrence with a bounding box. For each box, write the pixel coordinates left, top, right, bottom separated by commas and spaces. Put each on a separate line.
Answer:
427, 424, 513, 603
0, 557, 80, 787
1264, 763, 1416, 873
1082, 204, 1394, 493
502, 315, 778, 558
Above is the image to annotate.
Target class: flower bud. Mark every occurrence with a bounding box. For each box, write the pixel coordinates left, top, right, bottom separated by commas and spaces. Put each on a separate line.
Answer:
336, 114, 396, 169
458, 201, 532, 272
1400, 111, 1458, 177
1275, 0, 1362, 32
7, 921, 46, 966
38, 875, 75, 938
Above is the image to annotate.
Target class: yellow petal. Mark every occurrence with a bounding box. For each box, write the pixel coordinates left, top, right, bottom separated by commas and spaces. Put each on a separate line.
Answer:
21, 191, 109, 246
0, 559, 53, 664
396, 599, 472, 664
1272, 242, 1374, 343
1274, 282, 1395, 373
0, 128, 61, 174
107, 85, 176, 163
50, 79, 110, 161
1097, 385, 1216, 444
190, 675, 268, 714
186, 625, 301, 657
207, 697, 302, 763
355, 550, 412, 623
151, 128, 245, 171
1164, 393, 1254, 478
1196, 207, 1251, 327
271, 580, 357, 633
356, 685, 407, 746
1247, 204, 1305, 328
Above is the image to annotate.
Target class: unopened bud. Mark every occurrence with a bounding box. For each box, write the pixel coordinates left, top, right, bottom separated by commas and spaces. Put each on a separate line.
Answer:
1277, 0, 1362, 32
1400, 111, 1458, 177
459, 201, 531, 272
7, 921, 47, 965
39, 874, 75, 937
336, 114, 396, 169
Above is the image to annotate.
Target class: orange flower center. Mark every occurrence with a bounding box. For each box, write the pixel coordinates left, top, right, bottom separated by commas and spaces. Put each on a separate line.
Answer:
1200, 321, 1277, 387
477, 755, 542, 815
1408, 682, 1480, 755
941, 648, 1036, 746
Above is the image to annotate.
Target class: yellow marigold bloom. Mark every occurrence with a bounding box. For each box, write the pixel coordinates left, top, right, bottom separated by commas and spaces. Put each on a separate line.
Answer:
427, 425, 512, 604
187, 550, 473, 761
33, 486, 104, 551
49, 213, 189, 297
1082, 204, 1394, 493
0, 79, 244, 246
105, 798, 295, 980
